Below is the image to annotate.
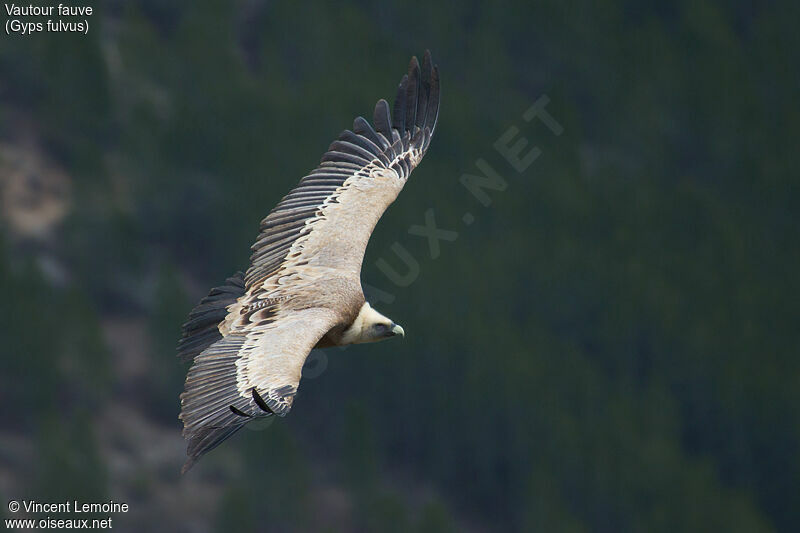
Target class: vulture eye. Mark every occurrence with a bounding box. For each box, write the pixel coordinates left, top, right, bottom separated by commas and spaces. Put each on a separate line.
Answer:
373, 323, 389, 334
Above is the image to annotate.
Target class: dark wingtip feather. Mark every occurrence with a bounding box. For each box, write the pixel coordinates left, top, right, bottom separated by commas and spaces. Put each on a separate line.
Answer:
416, 52, 432, 129
388, 51, 439, 140
374, 99, 392, 138
425, 64, 440, 135
422, 50, 432, 77
353, 116, 389, 150
392, 74, 409, 132
405, 56, 421, 133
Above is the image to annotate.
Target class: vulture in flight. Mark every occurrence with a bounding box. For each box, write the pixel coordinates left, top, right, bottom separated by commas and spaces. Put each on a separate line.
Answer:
177, 51, 440, 472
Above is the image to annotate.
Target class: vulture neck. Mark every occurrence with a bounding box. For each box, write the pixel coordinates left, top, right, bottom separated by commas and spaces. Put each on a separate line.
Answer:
317, 302, 393, 347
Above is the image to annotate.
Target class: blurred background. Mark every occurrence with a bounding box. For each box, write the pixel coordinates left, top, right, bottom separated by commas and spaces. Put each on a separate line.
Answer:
1, 1, 798, 531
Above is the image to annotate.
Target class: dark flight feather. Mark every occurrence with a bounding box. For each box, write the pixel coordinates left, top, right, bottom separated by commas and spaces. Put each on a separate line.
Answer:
177, 272, 246, 363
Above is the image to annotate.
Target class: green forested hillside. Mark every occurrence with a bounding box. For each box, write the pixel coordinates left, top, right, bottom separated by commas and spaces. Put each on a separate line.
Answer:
0, 1, 797, 531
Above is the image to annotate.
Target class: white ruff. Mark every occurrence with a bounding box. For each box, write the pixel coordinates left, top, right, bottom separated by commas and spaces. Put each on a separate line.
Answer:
340, 302, 392, 345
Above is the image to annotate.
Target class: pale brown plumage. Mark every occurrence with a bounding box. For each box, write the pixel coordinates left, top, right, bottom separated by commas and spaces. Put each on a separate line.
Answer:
177, 51, 440, 472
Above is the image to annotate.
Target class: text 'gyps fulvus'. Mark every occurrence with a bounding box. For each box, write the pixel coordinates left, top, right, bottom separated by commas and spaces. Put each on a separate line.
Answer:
177, 51, 440, 472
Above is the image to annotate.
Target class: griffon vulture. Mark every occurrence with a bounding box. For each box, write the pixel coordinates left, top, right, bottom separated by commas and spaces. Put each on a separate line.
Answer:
177, 51, 440, 472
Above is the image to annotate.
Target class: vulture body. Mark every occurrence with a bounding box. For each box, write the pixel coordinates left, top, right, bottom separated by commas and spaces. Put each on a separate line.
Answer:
177, 51, 440, 472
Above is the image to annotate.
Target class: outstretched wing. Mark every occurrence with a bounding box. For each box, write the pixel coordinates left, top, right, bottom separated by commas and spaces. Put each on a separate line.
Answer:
178, 51, 440, 471
179, 307, 338, 473
244, 50, 440, 293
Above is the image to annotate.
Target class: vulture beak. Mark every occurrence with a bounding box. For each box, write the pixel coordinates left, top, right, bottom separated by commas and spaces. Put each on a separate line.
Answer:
390, 323, 405, 338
